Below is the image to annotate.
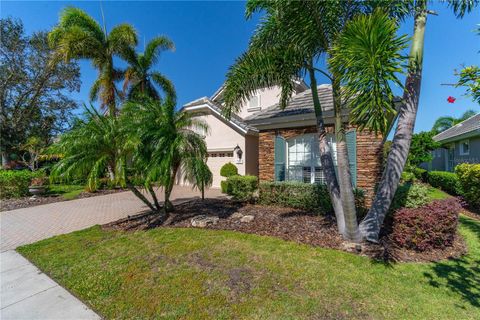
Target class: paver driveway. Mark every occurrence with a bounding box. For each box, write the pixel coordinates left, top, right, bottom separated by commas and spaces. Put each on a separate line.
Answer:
0, 186, 223, 251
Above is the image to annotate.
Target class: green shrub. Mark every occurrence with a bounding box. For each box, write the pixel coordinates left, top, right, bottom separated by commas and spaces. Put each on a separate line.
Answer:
0, 170, 38, 198
401, 171, 416, 183
455, 163, 480, 209
391, 183, 430, 211
220, 162, 238, 178
413, 167, 428, 182
220, 180, 229, 194
427, 171, 462, 195
225, 175, 258, 201
258, 181, 367, 216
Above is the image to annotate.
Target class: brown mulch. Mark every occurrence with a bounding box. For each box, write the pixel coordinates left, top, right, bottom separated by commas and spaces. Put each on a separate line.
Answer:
0, 188, 126, 212
102, 198, 467, 263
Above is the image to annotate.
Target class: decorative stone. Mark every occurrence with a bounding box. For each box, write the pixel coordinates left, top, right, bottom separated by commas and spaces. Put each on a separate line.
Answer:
230, 212, 244, 219
191, 215, 219, 228
240, 215, 255, 223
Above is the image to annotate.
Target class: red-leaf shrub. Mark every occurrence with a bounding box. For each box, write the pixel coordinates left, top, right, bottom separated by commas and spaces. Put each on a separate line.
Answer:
391, 198, 461, 251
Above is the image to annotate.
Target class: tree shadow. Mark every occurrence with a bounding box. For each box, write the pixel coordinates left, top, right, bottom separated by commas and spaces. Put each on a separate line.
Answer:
423, 216, 480, 308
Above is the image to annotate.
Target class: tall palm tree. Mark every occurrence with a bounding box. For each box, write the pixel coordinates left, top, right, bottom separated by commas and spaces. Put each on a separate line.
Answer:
359, 0, 478, 242
121, 98, 209, 217
122, 36, 176, 102
49, 7, 137, 115
431, 109, 477, 134
222, 1, 406, 241
49, 106, 126, 191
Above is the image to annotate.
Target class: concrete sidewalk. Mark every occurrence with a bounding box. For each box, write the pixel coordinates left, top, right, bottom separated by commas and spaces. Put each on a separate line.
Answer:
0, 250, 100, 319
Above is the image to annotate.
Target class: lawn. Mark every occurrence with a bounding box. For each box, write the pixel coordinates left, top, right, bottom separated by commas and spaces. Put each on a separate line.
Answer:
47, 184, 85, 200
18, 216, 480, 319
427, 186, 451, 200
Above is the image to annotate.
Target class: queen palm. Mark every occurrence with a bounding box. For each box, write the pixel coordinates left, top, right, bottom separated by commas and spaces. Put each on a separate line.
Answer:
431, 109, 477, 134
122, 36, 176, 102
49, 7, 137, 115
223, 1, 406, 241
49, 106, 126, 191
121, 98, 209, 217
359, 0, 478, 241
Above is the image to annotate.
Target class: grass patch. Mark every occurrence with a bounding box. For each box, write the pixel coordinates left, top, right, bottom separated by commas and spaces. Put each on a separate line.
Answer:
18, 217, 480, 319
427, 186, 451, 201
47, 184, 85, 200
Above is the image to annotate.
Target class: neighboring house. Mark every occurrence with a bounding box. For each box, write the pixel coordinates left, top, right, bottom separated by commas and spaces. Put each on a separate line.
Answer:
182, 82, 384, 205
426, 113, 480, 171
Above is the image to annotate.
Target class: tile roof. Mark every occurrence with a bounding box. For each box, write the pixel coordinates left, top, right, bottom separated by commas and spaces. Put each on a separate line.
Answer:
183, 96, 257, 133
433, 113, 480, 142
244, 84, 334, 121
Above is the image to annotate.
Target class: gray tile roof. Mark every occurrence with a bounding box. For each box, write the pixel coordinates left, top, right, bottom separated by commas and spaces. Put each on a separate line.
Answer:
183, 96, 257, 133
433, 113, 480, 142
244, 84, 334, 121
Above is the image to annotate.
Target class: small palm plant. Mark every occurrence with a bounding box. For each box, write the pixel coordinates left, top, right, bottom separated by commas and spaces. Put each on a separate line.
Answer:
49, 7, 137, 115
187, 159, 213, 201
49, 106, 126, 191
122, 36, 176, 102
431, 109, 477, 134
121, 97, 209, 217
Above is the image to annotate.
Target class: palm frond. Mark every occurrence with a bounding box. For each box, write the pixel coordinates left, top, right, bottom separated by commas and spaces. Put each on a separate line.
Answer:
144, 36, 175, 67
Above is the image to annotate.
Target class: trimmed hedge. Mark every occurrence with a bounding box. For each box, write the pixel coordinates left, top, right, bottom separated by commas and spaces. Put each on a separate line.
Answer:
390, 183, 429, 212
258, 181, 367, 216
413, 167, 428, 182
427, 171, 462, 195
224, 175, 258, 201
391, 198, 461, 251
220, 162, 238, 178
455, 163, 480, 209
0, 170, 38, 199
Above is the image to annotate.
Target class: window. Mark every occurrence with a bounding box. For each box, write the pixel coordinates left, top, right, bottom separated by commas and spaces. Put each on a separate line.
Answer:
247, 95, 260, 111
460, 140, 470, 155
285, 134, 336, 184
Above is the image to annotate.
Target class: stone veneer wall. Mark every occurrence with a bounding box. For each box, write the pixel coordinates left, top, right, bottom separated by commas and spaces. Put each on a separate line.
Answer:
258, 126, 383, 206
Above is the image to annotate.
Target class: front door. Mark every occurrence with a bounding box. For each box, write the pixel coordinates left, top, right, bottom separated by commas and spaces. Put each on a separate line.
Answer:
447, 145, 455, 171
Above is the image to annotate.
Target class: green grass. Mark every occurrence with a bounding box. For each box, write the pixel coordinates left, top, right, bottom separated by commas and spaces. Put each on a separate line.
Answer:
427, 186, 451, 200
47, 184, 85, 200
18, 217, 480, 319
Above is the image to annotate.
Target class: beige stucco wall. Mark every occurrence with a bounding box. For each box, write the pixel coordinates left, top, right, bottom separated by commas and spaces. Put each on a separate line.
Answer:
236, 86, 283, 119
178, 110, 247, 188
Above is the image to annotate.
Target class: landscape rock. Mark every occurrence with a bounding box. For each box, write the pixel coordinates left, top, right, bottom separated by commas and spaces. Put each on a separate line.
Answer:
230, 212, 244, 219
191, 215, 219, 228
240, 215, 255, 223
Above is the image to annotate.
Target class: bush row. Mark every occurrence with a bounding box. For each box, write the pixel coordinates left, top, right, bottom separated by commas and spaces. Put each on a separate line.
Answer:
455, 163, 480, 210
427, 171, 462, 195
391, 198, 461, 251
223, 175, 258, 201
257, 181, 368, 216
0, 170, 41, 199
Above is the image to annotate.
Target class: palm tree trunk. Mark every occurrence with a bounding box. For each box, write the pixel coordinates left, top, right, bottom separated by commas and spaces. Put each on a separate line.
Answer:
147, 184, 161, 211
308, 65, 346, 236
127, 183, 157, 212
164, 164, 179, 213
359, 2, 427, 242
332, 78, 360, 242
107, 164, 115, 182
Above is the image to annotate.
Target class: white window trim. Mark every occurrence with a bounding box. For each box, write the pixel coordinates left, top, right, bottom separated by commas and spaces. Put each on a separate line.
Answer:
247, 94, 261, 112
460, 139, 470, 155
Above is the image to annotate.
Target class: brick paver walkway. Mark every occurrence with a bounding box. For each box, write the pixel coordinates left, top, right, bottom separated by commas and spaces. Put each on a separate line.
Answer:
0, 186, 223, 251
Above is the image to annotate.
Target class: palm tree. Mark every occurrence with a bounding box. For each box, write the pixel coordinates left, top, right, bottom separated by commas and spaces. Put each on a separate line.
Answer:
431, 109, 477, 134
49, 106, 126, 191
359, 0, 478, 242
49, 7, 137, 115
222, 1, 406, 241
121, 98, 209, 217
122, 36, 176, 102
187, 159, 213, 201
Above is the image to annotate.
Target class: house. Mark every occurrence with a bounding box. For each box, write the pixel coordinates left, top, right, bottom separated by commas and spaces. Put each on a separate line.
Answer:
427, 113, 480, 171
182, 83, 384, 205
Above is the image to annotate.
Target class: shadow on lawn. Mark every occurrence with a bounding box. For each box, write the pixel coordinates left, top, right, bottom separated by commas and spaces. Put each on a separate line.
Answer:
423, 216, 480, 308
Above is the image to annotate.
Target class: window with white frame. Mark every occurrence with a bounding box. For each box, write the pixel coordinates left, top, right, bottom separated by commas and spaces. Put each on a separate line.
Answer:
286, 134, 336, 184
247, 95, 260, 110
460, 140, 470, 155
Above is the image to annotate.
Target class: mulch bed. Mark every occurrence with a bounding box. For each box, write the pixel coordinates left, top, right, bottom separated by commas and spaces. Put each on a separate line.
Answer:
103, 198, 467, 263
0, 189, 126, 212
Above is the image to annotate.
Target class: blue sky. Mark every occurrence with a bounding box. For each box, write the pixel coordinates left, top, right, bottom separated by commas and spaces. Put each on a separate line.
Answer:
2, 1, 479, 133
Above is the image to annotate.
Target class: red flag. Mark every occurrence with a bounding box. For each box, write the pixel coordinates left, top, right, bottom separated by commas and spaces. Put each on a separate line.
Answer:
447, 96, 456, 103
